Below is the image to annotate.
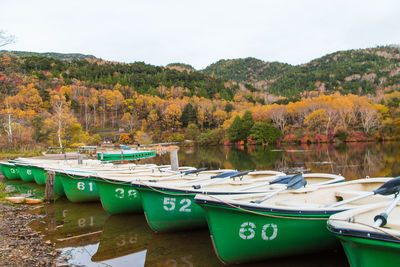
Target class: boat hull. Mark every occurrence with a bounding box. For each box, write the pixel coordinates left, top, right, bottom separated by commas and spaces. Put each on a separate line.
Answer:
338, 235, 400, 267
53, 173, 66, 196
97, 151, 156, 161
95, 180, 143, 214
59, 174, 99, 202
0, 163, 20, 179
199, 204, 338, 264
138, 188, 206, 232
15, 164, 35, 182
31, 166, 47, 185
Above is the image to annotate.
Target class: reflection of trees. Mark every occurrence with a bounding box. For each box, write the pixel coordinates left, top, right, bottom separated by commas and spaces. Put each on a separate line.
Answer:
148, 142, 400, 179
228, 149, 256, 170
228, 146, 284, 171
298, 142, 399, 180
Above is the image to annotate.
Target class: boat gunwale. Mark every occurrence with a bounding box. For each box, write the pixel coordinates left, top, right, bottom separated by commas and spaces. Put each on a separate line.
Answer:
131, 182, 276, 195
0, 162, 17, 167
327, 223, 400, 244
97, 150, 156, 156
194, 197, 345, 216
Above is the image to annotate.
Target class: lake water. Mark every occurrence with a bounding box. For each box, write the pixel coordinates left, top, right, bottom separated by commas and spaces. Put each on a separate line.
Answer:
2, 142, 400, 266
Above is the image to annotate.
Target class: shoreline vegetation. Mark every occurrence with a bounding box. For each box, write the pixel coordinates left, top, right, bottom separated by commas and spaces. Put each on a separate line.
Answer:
0, 149, 43, 160
0, 47, 400, 151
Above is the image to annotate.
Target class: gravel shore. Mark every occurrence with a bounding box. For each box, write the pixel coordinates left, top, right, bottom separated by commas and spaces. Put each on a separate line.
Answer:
0, 202, 62, 266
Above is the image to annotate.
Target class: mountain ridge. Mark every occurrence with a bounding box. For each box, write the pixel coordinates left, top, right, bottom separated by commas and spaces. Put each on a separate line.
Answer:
1, 45, 399, 97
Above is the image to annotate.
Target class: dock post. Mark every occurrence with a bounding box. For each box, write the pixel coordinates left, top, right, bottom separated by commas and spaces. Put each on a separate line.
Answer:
46, 204, 56, 231
78, 155, 83, 165
170, 149, 179, 171
45, 171, 55, 202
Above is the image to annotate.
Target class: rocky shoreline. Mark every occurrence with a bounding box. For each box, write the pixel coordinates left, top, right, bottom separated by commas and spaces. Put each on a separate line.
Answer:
0, 202, 63, 266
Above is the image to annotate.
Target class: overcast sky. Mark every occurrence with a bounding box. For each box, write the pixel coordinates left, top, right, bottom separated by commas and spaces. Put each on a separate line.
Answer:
2, 0, 400, 69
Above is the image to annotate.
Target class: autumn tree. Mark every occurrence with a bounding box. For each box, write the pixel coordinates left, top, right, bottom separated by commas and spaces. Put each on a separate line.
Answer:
121, 112, 140, 132
304, 109, 328, 134
49, 87, 70, 148
358, 104, 381, 135
163, 103, 182, 129
268, 104, 288, 134
88, 88, 99, 128
213, 110, 228, 127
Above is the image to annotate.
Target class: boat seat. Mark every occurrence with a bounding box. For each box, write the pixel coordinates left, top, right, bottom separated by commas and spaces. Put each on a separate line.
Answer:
274, 199, 322, 208
334, 190, 368, 200
334, 190, 389, 205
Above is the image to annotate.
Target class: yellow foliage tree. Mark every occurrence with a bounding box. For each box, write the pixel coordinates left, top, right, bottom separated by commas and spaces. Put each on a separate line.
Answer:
304, 109, 328, 134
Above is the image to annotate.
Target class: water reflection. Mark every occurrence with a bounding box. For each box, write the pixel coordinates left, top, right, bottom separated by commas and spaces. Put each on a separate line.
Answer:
29, 199, 109, 248
92, 214, 153, 262
150, 142, 400, 179
145, 230, 221, 267
3, 179, 45, 199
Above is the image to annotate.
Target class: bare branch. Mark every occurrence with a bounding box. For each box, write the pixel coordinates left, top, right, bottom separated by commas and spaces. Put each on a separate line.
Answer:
0, 30, 16, 48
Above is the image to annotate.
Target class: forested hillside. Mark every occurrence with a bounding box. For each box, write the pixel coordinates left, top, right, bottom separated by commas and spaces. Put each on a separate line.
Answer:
0, 54, 235, 100
203, 57, 293, 82
203, 46, 400, 97
0, 47, 400, 151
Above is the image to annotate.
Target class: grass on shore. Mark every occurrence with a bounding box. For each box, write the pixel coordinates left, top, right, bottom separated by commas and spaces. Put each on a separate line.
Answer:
0, 183, 6, 200
0, 149, 44, 160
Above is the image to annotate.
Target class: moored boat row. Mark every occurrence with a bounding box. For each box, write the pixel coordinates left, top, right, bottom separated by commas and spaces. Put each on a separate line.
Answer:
1, 157, 399, 266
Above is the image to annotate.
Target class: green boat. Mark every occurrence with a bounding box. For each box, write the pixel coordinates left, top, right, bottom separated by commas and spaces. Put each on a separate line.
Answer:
0, 162, 20, 179
54, 165, 178, 203
13, 163, 35, 182
133, 172, 344, 232
97, 150, 156, 161
95, 180, 143, 214
55, 165, 196, 207
194, 178, 393, 264
56, 170, 99, 202
328, 201, 400, 267
93, 167, 198, 214
30, 165, 48, 185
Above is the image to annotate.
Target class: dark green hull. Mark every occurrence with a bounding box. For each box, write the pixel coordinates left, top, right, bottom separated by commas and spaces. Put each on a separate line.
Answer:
15, 164, 35, 182
0, 162, 20, 179
31, 166, 48, 185
58, 173, 99, 202
53, 173, 66, 196
337, 235, 400, 267
97, 151, 156, 161
198, 203, 338, 264
95, 180, 143, 214
138, 188, 206, 232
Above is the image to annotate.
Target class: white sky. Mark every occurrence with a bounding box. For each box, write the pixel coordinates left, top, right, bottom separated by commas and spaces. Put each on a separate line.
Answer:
2, 0, 400, 69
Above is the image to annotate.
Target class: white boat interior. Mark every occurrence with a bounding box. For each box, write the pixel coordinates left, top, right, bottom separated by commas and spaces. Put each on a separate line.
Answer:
195, 178, 394, 211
